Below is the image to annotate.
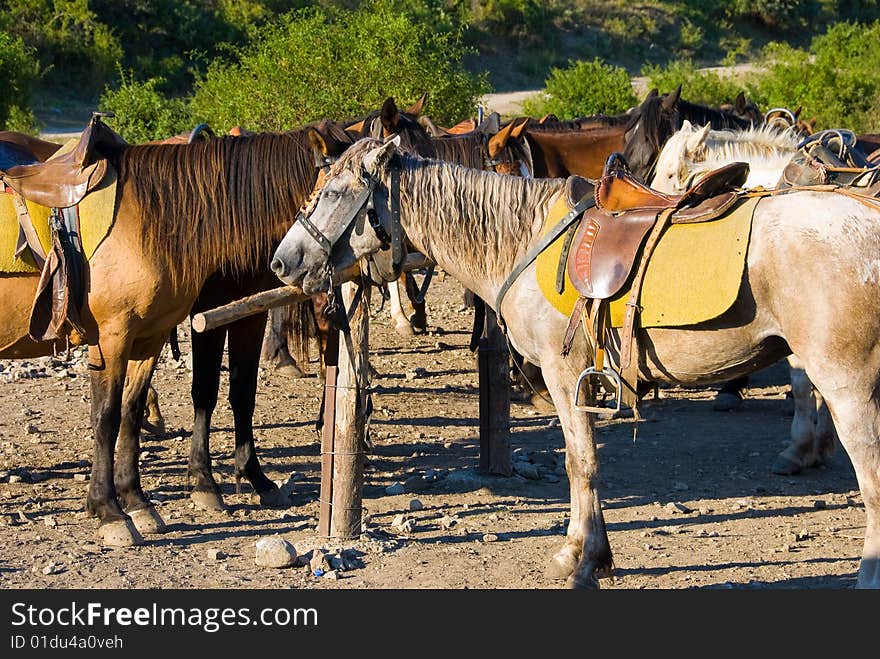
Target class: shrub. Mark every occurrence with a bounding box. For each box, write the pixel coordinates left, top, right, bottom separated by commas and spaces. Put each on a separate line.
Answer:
190, 1, 488, 131
642, 59, 747, 108
728, 0, 819, 31
99, 69, 193, 143
521, 58, 637, 119
748, 21, 880, 132
0, 30, 42, 132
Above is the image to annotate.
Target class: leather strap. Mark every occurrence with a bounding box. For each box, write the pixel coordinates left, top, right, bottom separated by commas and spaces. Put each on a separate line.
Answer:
618, 206, 676, 404
389, 160, 403, 277
11, 191, 46, 268
555, 221, 580, 294
561, 296, 587, 356
495, 194, 596, 323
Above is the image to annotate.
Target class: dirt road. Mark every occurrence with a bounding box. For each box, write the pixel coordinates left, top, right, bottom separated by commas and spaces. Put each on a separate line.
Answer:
0, 273, 863, 589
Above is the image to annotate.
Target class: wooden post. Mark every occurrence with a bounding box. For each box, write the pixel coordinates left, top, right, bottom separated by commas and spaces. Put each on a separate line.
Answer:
318, 281, 369, 540
478, 307, 512, 476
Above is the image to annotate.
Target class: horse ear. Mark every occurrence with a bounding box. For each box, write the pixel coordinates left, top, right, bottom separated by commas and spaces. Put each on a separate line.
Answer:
793, 106, 802, 118
685, 123, 711, 153
308, 127, 329, 157
405, 92, 428, 116
734, 91, 747, 114
487, 119, 517, 157
478, 111, 501, 134
363, 135, 399, 175
680, 119, 694, 132
662, 85, 681, 111
646, 88, 659, 99
511, 117, 529, 138
381, 97, 400, 135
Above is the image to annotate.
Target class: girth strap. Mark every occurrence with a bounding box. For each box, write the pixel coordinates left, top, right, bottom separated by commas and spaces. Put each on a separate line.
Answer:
495, 193, 596, 322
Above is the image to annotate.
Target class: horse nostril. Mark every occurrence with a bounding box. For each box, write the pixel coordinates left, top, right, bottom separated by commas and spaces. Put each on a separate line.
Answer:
271, 257, 288, 278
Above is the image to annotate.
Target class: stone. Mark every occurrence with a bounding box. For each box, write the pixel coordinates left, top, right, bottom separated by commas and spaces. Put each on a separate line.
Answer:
25, 424, 39, 435
207, 549, 226, 561
514, 462, 540, 480
408, 499, 424, 511
43, 516, 57, 528
42, 562, 59, 575
385, 482, 405, 496
254, 536, 297, 568
8, 475, 22, 484
439, 515, 457, 530
482, 533, 499, 543
665, 502, 691, 514
73, 474, 88, 482
813, 499, 827, 510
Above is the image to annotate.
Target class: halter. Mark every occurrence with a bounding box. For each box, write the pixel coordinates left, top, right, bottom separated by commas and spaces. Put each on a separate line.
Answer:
295, 153, 405, 290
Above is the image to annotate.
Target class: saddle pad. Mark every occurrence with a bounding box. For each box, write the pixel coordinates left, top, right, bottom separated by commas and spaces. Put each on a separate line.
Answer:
0, 139, 117, 274
536, 195, 760, 327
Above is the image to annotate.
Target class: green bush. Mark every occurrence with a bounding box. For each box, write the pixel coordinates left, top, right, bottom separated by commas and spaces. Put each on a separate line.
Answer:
99, 69, 193, 143
728, 0, 819, 30
747, 21, 880, 132
0, 0, 123, 93
0, 30, 42, 133
189, 1, 488, 131
521, 58, 637, 118
642, 59, 747, 108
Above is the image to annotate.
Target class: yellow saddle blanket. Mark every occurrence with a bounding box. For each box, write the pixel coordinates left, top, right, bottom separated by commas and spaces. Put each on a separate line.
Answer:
536, 194, 760, 327
0, 138, 117, 274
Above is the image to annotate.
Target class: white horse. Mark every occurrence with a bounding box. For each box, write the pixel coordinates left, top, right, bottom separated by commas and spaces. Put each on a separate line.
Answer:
650, 121, 836, 475
271, 137, 880, 588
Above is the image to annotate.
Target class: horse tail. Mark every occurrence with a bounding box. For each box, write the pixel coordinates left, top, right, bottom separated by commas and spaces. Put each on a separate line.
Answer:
285, 300, 317, 366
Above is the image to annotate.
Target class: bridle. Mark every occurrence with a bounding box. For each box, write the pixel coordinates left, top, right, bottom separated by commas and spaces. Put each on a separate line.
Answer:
295, 151, 406, 304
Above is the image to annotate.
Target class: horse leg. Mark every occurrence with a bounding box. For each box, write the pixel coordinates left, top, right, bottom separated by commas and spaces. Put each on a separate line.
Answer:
228, 312, 290, 507
541, 357, 613, 588
387, 276, 415, 337
712, 376, 748, 411
773, 357, 829, 474
810, 389, 880, 587
404, 271, 427, 333
86, 339, 143, 547
114, 347, 166, 535
188, 323, 227, 510
141, 384, 166, 436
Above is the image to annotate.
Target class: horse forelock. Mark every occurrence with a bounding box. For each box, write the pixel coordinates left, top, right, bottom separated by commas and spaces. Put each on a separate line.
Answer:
116, 131, 319, 290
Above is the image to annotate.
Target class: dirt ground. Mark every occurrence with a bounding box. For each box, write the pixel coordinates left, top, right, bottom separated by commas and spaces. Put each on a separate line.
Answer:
0, 273, 865, 590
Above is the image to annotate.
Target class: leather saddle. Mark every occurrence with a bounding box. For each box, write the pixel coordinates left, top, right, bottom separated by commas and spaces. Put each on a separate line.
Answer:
780, 129, 880, 191
568, 155, 749, 299
0, 112, 125, 208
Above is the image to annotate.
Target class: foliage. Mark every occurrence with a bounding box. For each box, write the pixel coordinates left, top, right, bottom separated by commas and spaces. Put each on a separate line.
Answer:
98, 69, 193, 143
747, 21, 880, 132
0, 30, 43, 132
727, 0, 819, 31
190, 1, 488, 131
521, 58, 637, 118
642, 59, 747, 108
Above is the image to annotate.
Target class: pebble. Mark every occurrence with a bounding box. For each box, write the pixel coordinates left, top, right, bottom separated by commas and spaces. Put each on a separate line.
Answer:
439, 515, 457, 530
665, 502, 691, 514
254, 536, 298, 568
482, 533, 499, 543
385, 482, 405, 496
73, 474, 88, 482
42, 562, 59, 575
207, 549, 226, 561
43, 516, 57, 528
25, 423, 39, 435
813, 499, 827, 510
8, 474, 22, 484
443, 442, 453, 449
408, 499, 424, 511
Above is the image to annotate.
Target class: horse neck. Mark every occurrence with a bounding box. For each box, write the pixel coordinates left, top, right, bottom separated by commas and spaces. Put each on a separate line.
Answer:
390, 157, 561, 304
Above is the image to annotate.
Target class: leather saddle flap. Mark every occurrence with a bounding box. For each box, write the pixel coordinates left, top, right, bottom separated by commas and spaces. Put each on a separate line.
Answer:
567, 207, 657, 299
595, 171, 677, 212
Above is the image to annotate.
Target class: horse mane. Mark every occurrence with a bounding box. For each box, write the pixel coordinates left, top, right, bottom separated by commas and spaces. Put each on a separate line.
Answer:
701, 125, 799, 160
429, 134, 485, 169
331, 139, 562, 282
527, 112, 631, 132
113, 130, 322, 289
678, 99, 753, 130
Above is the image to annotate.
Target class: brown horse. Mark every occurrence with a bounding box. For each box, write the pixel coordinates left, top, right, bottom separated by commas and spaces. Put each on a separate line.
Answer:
0, 121, 352, 546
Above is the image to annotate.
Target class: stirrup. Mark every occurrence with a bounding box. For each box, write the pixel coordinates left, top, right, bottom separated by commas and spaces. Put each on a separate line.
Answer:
573, 367, 622, 414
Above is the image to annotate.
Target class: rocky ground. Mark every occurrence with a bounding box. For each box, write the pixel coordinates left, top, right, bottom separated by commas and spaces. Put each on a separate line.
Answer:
0, 273, 865, 589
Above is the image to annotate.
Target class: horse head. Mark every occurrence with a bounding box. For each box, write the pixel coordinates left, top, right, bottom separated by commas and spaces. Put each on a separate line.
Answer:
622, 86, 682, 180
484, 117, 532, 177
649, 120, 711, 194
272, 137, 403, 294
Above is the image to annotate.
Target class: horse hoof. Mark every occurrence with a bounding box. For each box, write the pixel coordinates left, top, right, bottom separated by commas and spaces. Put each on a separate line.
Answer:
410, 313, 428, 333
712, 392, 743, 412
394, 321, 415, 337
771, 454, 803, 476
545, 552, 578, 580
566, 573, 600, 589
275, 363, 306, 379
190, 490, 227, 511
98, 519, 144, 547
142, 418, 166, 437
129, 507, 166, 534
257, 487, 292, 508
